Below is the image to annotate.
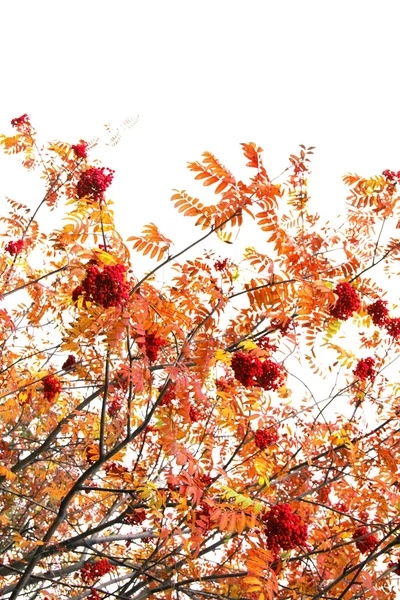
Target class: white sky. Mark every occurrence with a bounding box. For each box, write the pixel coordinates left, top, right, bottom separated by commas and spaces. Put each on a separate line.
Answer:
1, 0, 400, 251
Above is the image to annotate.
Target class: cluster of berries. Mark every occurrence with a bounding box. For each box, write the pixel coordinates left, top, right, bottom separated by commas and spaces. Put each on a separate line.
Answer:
367, 299, 400, 339
123, 507, 146, 525
352, 526, 378, 553
62, 354, 76, 371
140, 332, 167, 362
214, 258, 229, 271
107, 394, 123, 416
254, 427, 279, 450
42, 374, 61, 402
270, 317, 293, 336
256, 336, 277, 352
262, 504, 308, 553
200, 473, 213, 486
189, 405, 201, 422
80, 558, 115, 583
231, 351, 285, 391
158, 383, 176, 407
87, 590, 102, 600
72, 262, 129, 309
334, 502, 349, 513
367, 299, 389, 326
76, 167, 114, 202
353, 357, 376, 382
71, 140, 88, 159
383, 169, 400, 183
5, 239, 24, 256
329, 282, 361, 321
11, 114, 30, 128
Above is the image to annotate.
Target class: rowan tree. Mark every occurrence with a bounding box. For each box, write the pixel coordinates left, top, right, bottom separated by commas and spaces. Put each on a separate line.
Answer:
1, 114, 400, 600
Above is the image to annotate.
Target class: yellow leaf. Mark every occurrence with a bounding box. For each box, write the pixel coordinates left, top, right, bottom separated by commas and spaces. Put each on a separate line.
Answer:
239, 340, 257, 351
215, 349, 231, 364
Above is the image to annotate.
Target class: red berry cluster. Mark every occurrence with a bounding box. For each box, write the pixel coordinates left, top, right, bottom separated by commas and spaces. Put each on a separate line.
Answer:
200, 473, 213, 486
231, 352, 263, 387
262, 504, 308, 553
367, 299, 389, 326
214, 258, 228, 271
329, 282, 361, 321
73, 263, 129, 308
352, 526, 378, 553
189, 405, 201, 422
254, 427, 279, 450
382, 169, 400, 182
62, 354, 76, 371
71, 140, 88, 159
141, 332, 167, 362
367, 300, 400, 339
42, 374, 61, 402
5, 239, 24, 256
257, 336, 277, 352
231, 352, 285, 390
123, 507, 146, 525
88, 590, 102, 600
334, 502, 349, 513
76, 167, 115, 202
80, 558, 115, 583
270, 317, 293, 336
107, 394, 123, 416
11, 114, 30, 128
353, 357, 376, 381
158, 384, 176, 407
385, 317, 400, 340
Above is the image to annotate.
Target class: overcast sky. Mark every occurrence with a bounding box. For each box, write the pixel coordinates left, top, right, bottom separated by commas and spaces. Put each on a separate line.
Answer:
1, 0, 399, 253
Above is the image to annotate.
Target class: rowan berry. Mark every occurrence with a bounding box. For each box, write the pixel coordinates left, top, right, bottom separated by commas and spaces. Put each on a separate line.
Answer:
62, 354, 76, 371
367, 299, 389, 326
231, 352, 263, 387
42, 374, 61, 402
353, 357, 376, 381
262, 504, 308, 553
254, 427, 279, 449
80, 558, 114, 583
231, 352, 285, 390
214, 258, 228, 271
5, 239, 24, 256
76, 167, 114, 202
11, 114, 30, 128
385, 317, 400, 340
73, 262, 129, 308
352, 526, 378, 553
329, 282, 361, 321
189, 405, 201, 422
140, 332, 166, 362
71, 140, 88, 159
383, 169, 397, 182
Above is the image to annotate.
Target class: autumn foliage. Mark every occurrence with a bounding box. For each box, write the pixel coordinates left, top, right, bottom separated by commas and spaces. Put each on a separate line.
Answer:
1, 115, 400, 600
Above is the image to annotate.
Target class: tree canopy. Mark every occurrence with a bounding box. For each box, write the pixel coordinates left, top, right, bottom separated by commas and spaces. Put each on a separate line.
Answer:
1, 115, 400, 600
